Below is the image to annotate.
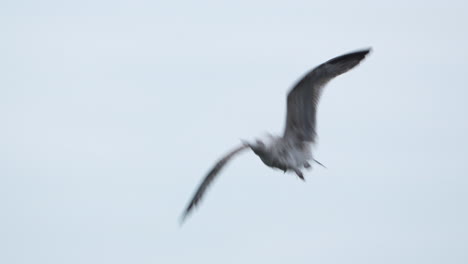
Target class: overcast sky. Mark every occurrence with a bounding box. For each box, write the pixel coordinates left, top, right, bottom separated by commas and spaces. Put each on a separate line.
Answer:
1, 0, 468, 263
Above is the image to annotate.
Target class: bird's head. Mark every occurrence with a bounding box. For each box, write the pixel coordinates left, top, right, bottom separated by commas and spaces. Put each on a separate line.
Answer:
241, 137, 270, 155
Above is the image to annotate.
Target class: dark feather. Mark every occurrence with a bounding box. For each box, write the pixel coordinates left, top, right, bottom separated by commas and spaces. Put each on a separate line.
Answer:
180, 144, 249, 223
284, 49, 371, 142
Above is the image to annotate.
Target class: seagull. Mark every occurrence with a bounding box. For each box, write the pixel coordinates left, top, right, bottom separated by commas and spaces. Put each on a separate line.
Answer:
181, 48, 371, 223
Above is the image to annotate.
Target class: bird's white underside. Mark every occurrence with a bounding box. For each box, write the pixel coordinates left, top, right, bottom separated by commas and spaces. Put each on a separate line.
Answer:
253, 135, 312, 171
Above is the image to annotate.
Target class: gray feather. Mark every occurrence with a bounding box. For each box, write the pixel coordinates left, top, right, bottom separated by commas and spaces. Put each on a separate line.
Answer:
284, 49, 371, 143
180, 144, 249, 223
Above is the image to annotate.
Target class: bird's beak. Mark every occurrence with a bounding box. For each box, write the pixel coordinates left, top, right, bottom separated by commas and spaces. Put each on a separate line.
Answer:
240, 139, 250, 147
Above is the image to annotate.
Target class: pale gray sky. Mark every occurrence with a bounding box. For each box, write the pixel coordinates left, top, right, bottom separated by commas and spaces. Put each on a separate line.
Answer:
1, 0, 467, 263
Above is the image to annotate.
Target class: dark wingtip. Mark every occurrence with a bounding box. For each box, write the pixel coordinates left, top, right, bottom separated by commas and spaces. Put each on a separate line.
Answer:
179, 207, 192, 226
179, 199, 198, 226
327, 48, 372, 64
357, 47, 372, 58
179, 213, 188, 226
349, 47, 372, 56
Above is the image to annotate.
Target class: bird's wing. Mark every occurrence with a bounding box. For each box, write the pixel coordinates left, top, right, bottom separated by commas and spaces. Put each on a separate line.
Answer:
283, 49, 371, 143
180, 144, 250, 223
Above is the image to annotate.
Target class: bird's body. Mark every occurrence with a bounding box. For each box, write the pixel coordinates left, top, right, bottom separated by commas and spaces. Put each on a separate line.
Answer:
181, 48, 372, 223
251, 135, 311, 177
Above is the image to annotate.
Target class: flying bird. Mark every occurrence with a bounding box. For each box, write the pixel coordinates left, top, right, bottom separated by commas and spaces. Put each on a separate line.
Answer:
181, 48, 371, 223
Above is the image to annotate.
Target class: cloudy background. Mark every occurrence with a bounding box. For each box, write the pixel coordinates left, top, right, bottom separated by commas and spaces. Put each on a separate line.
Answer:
1, 0, 467, 263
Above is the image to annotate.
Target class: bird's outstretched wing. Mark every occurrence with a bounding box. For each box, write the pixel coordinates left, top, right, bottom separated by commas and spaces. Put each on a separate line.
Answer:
283, 49, 371, 143
180, 144, 250, 223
